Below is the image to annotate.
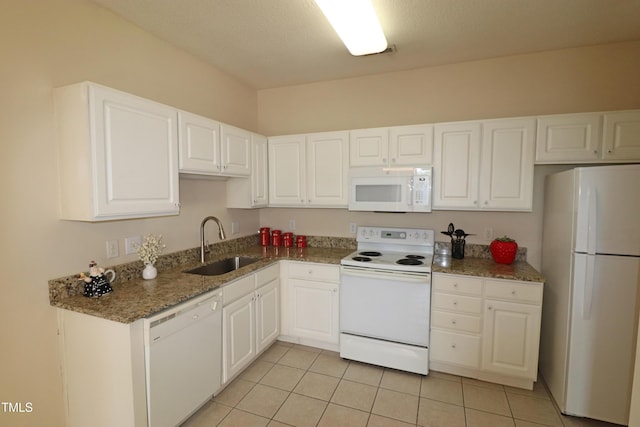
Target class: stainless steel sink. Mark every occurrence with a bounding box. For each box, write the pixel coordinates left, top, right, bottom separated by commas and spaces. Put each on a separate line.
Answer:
185, 256, 259, 276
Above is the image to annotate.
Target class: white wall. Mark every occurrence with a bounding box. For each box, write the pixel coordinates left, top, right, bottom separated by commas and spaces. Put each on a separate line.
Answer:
0, 1, 258, 426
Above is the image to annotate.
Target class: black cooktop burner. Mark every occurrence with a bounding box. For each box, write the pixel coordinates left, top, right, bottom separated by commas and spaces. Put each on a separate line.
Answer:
352, 256, 372, 262
396, 258, 424, 265
359, 251, 382, 257
406, 254, 426, 259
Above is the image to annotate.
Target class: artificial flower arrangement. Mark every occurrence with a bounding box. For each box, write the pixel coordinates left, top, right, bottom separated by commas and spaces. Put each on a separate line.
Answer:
135, 234, 166, 266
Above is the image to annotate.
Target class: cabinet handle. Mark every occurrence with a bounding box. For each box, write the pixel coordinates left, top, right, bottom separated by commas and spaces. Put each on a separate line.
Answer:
488, 305, 493, 310
451, 343, 456, 349
452, 301, 458, 306
308, 199, 311, 203
301, 199, 304, 203
451, 319, 457, 325
333, 288, 337, 293
511, 290, 516, 295
391, 158, 396, 163
473, 200, 478, 205
453, 283, 458, 288
382, 158, 387, 163
594, 150, 598, 154
175, 202, 181, 208
308, 270, 313, 275
608, 149, 613, 154
484, 201, 488, 205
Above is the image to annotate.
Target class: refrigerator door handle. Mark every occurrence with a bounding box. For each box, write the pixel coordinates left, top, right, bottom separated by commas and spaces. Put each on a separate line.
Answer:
586, 186, 597, 255
583, 255, 596, 320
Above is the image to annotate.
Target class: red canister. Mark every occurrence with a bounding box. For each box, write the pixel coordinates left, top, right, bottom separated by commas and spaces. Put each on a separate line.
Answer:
259, 227, 270, 246
296, 235, 307, 248
271, 229, 282, 246
283, 232, 294, 248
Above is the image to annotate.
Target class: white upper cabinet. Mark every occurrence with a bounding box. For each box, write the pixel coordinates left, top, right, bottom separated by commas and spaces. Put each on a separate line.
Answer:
389, 124, 434, 166
178, 111, 250, 176
480, 118, 535, 211
55, 81, 180, 221
535, 110, 640, 164
433, 118, 535, 211
306, 131, 349, 206
220, 124, 251, 176
535, 113, 602, 163
268, 131, 349, 207
268, 134, 307, 206
602, 111, 640, 161
349, 128, 389, 166
433, 122, 482, 209
350, 125, 433, 167
226, 133, 269, 208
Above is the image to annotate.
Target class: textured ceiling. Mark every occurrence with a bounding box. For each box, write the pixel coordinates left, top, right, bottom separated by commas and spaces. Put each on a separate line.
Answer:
89, 0, 640, 89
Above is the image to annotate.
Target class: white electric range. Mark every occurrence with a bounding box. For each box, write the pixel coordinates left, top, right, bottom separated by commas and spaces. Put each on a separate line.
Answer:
339, 226, 435, 375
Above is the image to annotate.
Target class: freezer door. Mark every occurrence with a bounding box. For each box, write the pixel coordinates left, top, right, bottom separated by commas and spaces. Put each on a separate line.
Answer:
575, 165, 640, 256
565, 253, 640, 425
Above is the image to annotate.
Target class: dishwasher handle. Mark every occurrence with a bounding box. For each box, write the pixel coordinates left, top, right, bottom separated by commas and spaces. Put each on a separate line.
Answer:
147, 293, 221, 343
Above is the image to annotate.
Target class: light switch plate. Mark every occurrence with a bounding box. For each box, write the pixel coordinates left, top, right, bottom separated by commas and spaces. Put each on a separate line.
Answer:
231, 222, 239, 234
349, 223, 357, 234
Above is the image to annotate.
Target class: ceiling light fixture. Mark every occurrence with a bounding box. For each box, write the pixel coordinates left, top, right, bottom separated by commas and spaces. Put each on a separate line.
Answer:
314, 0, 388, 56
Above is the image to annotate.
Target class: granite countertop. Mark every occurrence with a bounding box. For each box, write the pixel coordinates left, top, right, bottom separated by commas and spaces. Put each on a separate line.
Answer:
50, 245, 352, 324
431, 255, 544, 283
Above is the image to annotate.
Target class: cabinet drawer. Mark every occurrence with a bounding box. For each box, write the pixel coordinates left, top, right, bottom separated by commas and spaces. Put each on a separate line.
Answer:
430, 329, 480, 368
222, 274, 255, 305
432, 292, 482, 314
256, 263, 279, 287
484, 280, 542, 304
431, 310, 481, 334
433, 274, 482, 296
288, 262, 340, 283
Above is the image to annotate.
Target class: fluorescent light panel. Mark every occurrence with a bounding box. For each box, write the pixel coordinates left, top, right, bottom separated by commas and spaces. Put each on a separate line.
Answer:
315, 0, 388, 56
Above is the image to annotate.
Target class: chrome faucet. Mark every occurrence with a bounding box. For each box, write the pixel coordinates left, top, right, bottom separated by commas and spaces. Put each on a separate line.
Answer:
200, 216, 226, 264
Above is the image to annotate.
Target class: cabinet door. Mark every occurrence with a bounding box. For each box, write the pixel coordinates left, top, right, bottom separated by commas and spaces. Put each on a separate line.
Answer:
389, 124, 433, 166
251, 134, 269, 207
222, 293, 256, 383
602, 111, 640, 161
256, 279, 280, 353
535, 114, 602, 163
92, 85, 180, 219
268, 136, 306, 206
306, 131, 349, 207
432, 122, 481, 209
349, 128, 389, 167
178, 111, 221, 174
289, 278, 339, 344
220, 124, 251, 176
480, 118, 535, 211
482, 299, 541, 380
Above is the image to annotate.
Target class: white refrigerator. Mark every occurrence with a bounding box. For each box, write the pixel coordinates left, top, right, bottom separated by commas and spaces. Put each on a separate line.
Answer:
540, 164, 640, 425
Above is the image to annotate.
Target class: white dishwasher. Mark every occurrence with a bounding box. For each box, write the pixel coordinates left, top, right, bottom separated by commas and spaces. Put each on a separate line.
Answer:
144, 290, 222, 427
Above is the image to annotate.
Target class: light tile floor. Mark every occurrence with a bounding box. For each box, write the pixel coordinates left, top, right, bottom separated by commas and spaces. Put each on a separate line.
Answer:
182, 342, 620, 427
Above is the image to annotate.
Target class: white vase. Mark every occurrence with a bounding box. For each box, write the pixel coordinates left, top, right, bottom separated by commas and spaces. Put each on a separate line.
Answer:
142, 263, 157, 280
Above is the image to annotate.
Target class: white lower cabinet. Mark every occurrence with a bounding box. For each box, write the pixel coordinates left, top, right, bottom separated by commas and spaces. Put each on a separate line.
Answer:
222, 264, 279, 384
280, 261, 340, 351
223, 291, 257, 382
430, 273, 543, 389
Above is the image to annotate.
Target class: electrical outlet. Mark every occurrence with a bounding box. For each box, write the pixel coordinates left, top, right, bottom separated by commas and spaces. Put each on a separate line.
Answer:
125, 236, 142, 255
349, 223, 357, 234
231, 221, 239, 234
288, 219, 296, 231
484, 228, 494, 241
106, 240, 119, 259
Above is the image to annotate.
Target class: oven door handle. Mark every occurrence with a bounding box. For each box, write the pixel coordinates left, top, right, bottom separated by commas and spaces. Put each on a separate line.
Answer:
340, 266, 429, 283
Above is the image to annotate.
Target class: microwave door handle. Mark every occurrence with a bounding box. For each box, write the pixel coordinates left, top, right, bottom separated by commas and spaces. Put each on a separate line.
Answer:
408, 178, 414, 206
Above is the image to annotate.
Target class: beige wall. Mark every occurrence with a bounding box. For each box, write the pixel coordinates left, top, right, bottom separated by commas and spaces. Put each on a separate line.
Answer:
2, 0, 640, 425
0, 1, 259, 426
257, 40, 640, 270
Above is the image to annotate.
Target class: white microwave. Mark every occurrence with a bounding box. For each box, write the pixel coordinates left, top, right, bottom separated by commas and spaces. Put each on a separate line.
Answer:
348, 167, 432, 212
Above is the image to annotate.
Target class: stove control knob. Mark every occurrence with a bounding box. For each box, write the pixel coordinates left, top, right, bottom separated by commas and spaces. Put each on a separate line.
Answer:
400, 232, 406, 239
